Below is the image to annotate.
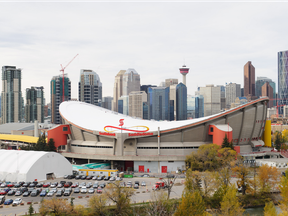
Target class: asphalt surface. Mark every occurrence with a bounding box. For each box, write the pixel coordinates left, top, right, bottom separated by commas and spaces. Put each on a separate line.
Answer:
0, 176, 185, 216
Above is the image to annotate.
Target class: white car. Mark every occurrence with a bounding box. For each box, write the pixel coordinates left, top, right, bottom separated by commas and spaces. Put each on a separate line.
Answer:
141, 181, 146, 186
116, 177, 122, 181
88, 188, 95, 193
81, 186, 87, 193
0, 183, 6, 188
50, 183, 58, 188
13, 198, 22, 205
47, 191, 54, 197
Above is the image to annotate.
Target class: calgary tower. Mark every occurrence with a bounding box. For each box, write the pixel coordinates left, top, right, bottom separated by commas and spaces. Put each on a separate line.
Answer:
179, 65, 189, 86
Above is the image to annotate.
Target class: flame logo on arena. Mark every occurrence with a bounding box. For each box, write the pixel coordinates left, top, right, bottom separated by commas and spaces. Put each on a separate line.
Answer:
104, 119, 149, 133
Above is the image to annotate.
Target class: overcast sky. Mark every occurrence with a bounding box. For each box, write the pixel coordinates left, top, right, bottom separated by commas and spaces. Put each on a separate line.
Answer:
0, 2, 285, 103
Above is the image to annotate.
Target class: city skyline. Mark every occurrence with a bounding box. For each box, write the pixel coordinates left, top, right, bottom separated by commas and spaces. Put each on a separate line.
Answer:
0, 2, 283, 103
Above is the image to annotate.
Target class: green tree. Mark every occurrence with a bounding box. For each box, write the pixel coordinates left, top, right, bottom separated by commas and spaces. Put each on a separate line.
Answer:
28, 203, 34, 216
88, 194, 108, 216
220, 185, 244, 216
47, 138, 56, 152
221, 134, 234, 150
175, 191, 210, 216
184, 169, 202, 194
35, 133, 47, 151
273, 131, 287, 151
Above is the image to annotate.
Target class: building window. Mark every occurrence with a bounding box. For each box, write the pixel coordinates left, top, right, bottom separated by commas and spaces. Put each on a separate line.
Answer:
63, 127, 68, 131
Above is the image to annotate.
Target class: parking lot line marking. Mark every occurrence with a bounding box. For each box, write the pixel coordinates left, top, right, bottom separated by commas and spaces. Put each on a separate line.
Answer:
17, 211, 23, 216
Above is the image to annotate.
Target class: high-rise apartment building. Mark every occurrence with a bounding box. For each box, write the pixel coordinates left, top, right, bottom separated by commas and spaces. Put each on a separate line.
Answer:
244, 61, 255, 98
1, 66, 22, 123
25, 86, 44, 123
128, 91, 147, 118
225, 83, 241, 109
78, 69, 102, 106
262, 82, 274, 108
256, 77, 276, 106
278, 50, 288, 115
199, 85, 221, 117
113, 70, 126, 112
165, 78, 178, 87
148, 87, 170, 121
51, 74, 71, 124
102, 96, 113, 110
176, 83, 187, 120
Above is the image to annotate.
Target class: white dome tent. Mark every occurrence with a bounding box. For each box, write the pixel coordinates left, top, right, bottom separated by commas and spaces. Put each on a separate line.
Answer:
0, 150, 72, 182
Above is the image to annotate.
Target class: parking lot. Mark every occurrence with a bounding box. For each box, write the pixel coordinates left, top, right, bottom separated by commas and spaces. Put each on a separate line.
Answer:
0, 175, 185, 215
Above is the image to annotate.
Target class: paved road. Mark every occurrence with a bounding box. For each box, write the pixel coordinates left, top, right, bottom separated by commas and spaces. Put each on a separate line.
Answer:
0, 177, 185, 216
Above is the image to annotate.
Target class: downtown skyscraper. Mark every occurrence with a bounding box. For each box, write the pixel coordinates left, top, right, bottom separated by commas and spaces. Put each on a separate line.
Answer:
244, 61, 255, 98
78, 69, 102, 106
1, 66, 22, 123
278, 50, 288, 114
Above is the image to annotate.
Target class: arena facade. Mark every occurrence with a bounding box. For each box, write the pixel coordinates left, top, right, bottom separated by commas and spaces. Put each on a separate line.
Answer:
59, 97, 269, 173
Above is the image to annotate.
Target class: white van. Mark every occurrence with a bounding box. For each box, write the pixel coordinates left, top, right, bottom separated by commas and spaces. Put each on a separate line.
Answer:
0, 195, 5, 204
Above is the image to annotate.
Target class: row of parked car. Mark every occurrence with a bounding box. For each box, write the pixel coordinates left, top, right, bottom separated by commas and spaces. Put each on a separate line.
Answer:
0, 196, 23, 205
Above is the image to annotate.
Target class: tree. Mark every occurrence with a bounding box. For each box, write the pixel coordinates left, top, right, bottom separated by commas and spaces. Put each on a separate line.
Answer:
39, 198, 72, 216
273, 131, 287, 151
201, 171, 218, 198
175, 190, 210, 216
218, 147, 237, 167
184, 169, 202, 194
221, 134, 234, 150
264, 201, 278, 216
88, 194, 108, 216
47, 138, 56, 152
232, 164, 252, 195
104, 181, 134, 215
28, 203, 34, 216
257, 164, 280, 194
72, 205, 88, 216
161, 174, 177, 199
35, 133, 47, 151
186, 144, 221, 171
146, 191, 177, 216
220, 185, 244, 216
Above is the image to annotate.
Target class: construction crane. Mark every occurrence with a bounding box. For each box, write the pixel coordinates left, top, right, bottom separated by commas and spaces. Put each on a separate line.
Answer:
60, 54, 79, 102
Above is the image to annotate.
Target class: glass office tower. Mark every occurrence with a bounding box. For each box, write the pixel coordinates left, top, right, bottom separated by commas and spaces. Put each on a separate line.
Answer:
176, 83, 187, 120
278, 50, 288, 114
148, 87, 170, 121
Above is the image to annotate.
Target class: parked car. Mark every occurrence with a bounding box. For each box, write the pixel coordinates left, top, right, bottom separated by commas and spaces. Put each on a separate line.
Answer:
56, 189, 64, 197
29, 183, 36, 188
140, 174, 150, 178
141, 181, 146, 186
14, 183, 21, 188
81, 186, 87, 193
0, 183, 6, 188
97, 187, 102, 193
75, 175, 81, 179
47, 191, 55, 197
97, 176, 104, 181
74, 187, 80, 193
86, 182, 92, 188
22, 191, 31, 197
36, 183, 43, 188
64, 182, 72, 188
81, 176, 87, 180
7, 182, 15, 187
104, 176, 110, 181
88, 188, 95, 194
93, 183, 99, 188
23, 182, 31, 187
0, 195, 5, 204
31, 189, 40, 197
4, 199, 13, 205
100, 183, 106, 188
57, 184, 63, 188
134, 184, 139, 189
15, 190, 23, 196
86, 175, 92, 180
64, 188, 72, 196
67, 175, 75, 179
71, 182, 78, 188
64, 175, 68, 179
13, 198, 22, 205
40, 190, 47, 197
116, 177, 122, 181
43, 182, 51, 188
92, 176, 98, 180
79, 182, 86, 188
7, 190, 15, 196
110, 176, 116, 181
50, 182, 58, 188
60, 181, 66, 185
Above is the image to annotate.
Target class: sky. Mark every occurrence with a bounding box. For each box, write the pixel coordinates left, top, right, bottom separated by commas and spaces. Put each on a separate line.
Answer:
0, 1, 286, 104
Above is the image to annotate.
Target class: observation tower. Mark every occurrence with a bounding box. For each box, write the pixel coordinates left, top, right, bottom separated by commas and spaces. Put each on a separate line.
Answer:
179, 65, 189, 86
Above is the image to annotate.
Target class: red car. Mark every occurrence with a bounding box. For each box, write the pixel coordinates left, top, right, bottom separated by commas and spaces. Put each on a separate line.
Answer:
43, 182, 51, 188
97, 187, 102, 193
0, 190, 7, 195
7, 183, 15, 188
71, 183, 79, 188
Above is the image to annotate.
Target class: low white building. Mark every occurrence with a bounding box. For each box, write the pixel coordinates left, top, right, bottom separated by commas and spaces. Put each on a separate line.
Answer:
256, 158, 288, 168
0, 150, 72, 182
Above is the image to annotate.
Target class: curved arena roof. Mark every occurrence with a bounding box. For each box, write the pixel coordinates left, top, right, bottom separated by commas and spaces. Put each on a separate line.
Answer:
0, 150, 72, 182
59, 97, 269, 134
